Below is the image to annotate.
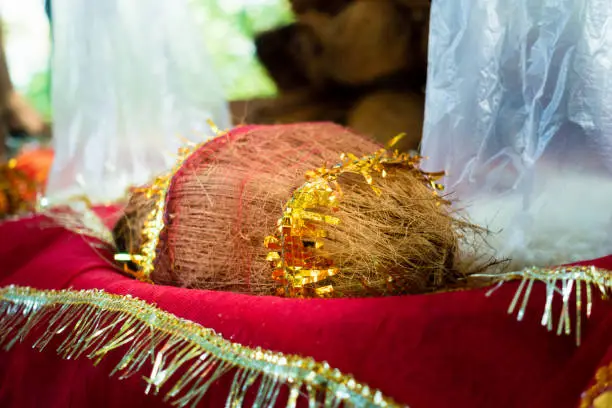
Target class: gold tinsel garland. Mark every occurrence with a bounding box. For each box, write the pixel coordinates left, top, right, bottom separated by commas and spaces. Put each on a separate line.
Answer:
0, 266, 610, 407
0, 285, 403, 408
472, 265, 612, 346
38, 196, 117, 248
264, 135, 446, 297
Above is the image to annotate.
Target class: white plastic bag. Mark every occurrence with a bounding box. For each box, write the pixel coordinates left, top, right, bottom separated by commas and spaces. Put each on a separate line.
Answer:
46, 0, 230, 204
422, 0, 612, 268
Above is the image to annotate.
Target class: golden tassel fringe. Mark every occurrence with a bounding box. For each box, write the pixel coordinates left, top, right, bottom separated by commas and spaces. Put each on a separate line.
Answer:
0, 285, 403, 408
472, 266, 612, 346
3, 196, 117, 249
42, 204, 116, 248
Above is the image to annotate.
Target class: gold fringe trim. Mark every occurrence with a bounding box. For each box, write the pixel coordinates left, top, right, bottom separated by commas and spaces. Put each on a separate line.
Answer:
580, 361, 612, 408
3, 195, 118, 248
41, 201, 116, 248
472, 266, 612, 346
0, 285, 403, 408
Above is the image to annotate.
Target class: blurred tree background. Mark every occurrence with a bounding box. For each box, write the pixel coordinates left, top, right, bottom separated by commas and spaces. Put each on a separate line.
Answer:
3, 0, 293, 121
192, 0, 294, 100
24, 71, 51, 121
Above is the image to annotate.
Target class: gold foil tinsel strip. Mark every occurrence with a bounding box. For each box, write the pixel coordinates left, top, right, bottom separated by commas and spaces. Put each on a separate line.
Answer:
2, 196, 116, 250
472, 266, 612, 346
0, 285, 403, 408
264, 140, 446, 298
118, 125, 229, 282
39, 197, 116, 248
131, 173, 172, 282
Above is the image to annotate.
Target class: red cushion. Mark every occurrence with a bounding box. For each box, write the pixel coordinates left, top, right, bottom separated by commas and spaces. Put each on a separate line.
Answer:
0, 212, 611, 408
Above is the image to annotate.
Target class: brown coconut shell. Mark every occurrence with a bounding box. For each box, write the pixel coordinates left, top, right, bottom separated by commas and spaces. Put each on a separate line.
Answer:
115, 123, 381, 293
318, 169, 459, 296
347, 91, 425, 152
299, 1, 412, 86
114, 123, 480, 297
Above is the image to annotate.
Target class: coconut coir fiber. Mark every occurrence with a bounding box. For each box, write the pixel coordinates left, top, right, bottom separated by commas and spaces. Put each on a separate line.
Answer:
114, 123, 476, 296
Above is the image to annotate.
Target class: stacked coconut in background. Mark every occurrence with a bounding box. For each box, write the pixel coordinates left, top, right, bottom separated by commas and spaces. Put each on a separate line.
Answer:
238, 0, 430, 152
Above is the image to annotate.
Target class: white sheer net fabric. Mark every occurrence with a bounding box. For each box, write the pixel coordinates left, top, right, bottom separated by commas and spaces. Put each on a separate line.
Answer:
422, 0, 612, 269
46, 0, 230, 204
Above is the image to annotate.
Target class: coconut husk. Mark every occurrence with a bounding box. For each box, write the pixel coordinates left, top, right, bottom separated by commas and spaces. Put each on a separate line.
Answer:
347, 91, 425, 151
115, 124, 490, 297
114, 123, 382, 293
309, 169, 462, 296
299, 1, 413, 86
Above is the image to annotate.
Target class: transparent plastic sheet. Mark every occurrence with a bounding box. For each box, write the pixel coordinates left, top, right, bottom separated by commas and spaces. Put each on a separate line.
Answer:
46, 0, 230, 204
422, 0, 612, 269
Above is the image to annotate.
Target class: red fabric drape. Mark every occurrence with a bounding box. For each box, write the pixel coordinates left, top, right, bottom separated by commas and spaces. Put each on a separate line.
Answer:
0, 211, 610, 407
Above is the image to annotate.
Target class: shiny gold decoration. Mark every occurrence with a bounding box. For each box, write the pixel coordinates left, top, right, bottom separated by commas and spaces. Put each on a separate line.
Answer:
580, 362, 612, 408
37, 196, 116, 248
117, 171, 172, 282
0, 285, 404, 408
114, 124, 229, 282
472, 266, 612, 346
264, 134, 445, 297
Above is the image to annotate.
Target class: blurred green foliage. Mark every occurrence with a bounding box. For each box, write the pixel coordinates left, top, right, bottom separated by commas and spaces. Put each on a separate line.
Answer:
193, 0, 294, 100
21, 0, 292, 119
24, 70, 51, 121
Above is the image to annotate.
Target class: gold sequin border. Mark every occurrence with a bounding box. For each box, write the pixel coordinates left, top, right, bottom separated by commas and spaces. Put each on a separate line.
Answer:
0, 285, 404, 408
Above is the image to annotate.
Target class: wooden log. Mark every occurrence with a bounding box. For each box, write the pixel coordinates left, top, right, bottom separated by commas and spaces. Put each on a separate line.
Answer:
395, 0, 430, 7
252, 0, 431, 148
257, 0, 431, 92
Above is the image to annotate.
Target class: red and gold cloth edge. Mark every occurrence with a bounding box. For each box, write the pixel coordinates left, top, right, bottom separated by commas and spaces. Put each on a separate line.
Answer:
264, 134, 445, 297
0, 285, 404, 408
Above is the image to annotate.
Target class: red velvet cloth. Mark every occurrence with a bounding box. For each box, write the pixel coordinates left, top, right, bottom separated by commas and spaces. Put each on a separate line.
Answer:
0, 213, 611, 407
